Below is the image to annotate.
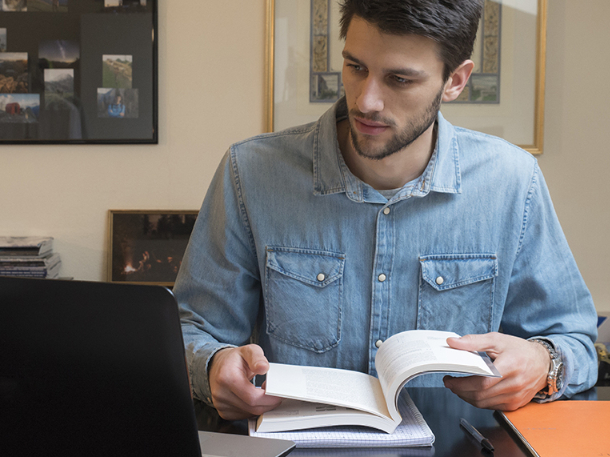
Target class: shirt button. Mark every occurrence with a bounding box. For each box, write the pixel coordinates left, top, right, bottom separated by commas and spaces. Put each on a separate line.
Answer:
375, 340, 383, 348
436, 276, 444, 285
383, 207, 391, 215
317, 273, 326, 282
378, 274, 387, 282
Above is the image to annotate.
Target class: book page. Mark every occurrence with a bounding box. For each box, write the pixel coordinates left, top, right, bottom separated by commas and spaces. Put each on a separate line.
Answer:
264, 363, 391, 419
375, 330, 497, 417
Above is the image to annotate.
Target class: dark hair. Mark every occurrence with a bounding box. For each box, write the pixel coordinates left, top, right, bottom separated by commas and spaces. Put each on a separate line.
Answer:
339, 0, 483, 81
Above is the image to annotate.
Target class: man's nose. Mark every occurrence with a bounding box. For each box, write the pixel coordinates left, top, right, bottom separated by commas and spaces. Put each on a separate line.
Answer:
356, 76, 384, 114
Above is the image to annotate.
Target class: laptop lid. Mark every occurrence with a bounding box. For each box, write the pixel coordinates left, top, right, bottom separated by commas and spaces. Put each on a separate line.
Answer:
0, 276, 203, 457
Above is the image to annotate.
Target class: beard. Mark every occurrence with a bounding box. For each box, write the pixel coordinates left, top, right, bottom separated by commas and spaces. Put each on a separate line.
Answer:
348, 85, 444, 161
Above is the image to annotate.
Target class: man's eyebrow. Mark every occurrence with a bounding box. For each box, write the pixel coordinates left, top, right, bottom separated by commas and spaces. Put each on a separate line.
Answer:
342, 50, 428, 78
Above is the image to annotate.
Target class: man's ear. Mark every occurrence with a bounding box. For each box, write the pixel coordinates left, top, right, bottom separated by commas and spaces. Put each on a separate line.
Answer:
442, 60, 475, 102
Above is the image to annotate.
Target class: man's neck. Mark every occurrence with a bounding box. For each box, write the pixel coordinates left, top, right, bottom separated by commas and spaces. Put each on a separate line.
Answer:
337, 120, 437, 191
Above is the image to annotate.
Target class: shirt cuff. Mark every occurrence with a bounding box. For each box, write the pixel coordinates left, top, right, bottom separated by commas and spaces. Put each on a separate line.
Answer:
189, 342, 236, 407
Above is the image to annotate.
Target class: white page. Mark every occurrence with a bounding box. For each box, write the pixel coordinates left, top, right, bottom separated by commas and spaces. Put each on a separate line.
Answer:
265, 363, 391, 419
375, 330, 496, 407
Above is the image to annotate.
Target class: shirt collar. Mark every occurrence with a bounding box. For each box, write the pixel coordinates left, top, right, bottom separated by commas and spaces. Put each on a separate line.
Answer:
312, 97, 462, 200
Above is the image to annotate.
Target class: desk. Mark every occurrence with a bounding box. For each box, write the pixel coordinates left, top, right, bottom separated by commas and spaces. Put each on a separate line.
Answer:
195, 386, 610, 457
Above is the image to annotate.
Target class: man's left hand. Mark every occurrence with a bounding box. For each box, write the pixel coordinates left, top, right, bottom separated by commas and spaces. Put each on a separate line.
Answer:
443, 332, 551, 411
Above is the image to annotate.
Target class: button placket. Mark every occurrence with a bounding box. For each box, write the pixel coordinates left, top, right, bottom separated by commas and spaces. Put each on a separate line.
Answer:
369, 203, 395, 374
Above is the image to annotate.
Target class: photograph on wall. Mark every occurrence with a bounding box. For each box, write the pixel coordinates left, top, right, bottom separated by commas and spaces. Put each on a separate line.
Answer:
102, 54, 132, 89
0, 53, 28, 93
269, 0, 545, 154
104, 0, 147, 12
27, 0, 68, 13
449, 0, 501, 104
44, 69, 74, 109
0, 94, 40, 123
108, 210, 198, 286
0, 29, 6, 52
1, 0, 27, 11
97, 87, 138, 118
310, 72, 341, 103
38, 40, 80, 70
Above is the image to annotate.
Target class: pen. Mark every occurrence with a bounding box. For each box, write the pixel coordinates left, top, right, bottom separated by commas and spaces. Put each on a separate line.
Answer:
460, 417, 494, 452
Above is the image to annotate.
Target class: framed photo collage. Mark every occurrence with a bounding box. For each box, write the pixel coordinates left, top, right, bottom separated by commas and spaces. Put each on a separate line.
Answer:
0, 0, 157, 143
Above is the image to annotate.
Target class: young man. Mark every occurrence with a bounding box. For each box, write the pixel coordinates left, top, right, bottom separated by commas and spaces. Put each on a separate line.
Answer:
174, 0, 598, 420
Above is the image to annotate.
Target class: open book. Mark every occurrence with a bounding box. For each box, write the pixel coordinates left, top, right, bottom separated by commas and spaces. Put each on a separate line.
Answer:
255, 330, 500, 435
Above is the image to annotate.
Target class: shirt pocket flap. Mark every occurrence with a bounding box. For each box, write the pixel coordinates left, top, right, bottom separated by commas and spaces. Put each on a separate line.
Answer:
419, 254, 498, 291
266, 248, 345, 287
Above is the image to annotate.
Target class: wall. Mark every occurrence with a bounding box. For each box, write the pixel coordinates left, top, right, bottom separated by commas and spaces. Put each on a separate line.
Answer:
0, 1, 265, 281
541, 0, 610, 312
1, 1, 608, 311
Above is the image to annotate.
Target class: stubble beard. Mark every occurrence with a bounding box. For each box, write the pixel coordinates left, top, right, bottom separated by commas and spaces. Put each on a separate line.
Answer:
349, 86, 444, 161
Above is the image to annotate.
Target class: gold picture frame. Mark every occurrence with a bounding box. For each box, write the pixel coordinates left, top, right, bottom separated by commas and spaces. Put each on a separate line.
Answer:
107, 210, 198, 286
265, 0, 547, 154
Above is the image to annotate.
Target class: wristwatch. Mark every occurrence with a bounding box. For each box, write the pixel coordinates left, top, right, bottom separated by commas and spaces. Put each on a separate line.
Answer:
531, 338, 564, 399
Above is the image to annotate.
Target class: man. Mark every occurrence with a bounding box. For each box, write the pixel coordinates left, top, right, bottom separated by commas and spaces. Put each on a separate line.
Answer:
174, 0, 598, 421
107, 95, 125, 118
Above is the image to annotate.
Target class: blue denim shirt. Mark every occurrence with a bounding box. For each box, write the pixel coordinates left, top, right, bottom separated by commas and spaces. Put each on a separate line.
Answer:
174, 99, 598, 406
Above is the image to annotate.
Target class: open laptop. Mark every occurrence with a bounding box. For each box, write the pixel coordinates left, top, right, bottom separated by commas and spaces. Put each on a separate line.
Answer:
0, 276, 294, 457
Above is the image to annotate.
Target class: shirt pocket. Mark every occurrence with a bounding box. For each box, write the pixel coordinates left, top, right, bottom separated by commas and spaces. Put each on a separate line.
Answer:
264, 247, 345, 353
417, 254, 498, 335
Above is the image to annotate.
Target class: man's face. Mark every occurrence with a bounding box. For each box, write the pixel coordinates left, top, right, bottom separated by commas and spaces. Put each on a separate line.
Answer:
342, 17, 448, 160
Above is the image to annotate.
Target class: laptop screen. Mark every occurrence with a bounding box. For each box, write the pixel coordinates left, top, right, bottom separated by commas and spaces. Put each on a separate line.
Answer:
0, 277, 202, 457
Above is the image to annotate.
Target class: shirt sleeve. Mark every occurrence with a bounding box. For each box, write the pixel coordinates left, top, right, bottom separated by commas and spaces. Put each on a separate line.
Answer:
173, 148, 261, 405
502, 163, 598, 400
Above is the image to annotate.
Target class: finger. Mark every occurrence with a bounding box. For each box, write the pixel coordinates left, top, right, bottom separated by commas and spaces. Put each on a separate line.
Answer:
228, 382, 283, 410
443, 374, 501, 394
214, 376, 282, 420
447, 381, 533, 411
240, 344, 270, 376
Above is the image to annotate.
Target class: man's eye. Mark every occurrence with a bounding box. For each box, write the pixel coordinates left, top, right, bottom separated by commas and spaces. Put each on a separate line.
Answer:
392, 76, 412, 85
348, 64, 365, 72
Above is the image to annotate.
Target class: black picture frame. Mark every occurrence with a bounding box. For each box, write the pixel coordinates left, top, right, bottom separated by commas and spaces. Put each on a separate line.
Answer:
108, 210, 199, 287
0, 0, 158, 144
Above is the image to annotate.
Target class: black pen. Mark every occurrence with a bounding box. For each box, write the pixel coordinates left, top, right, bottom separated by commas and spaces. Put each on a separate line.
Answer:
460, 417, 494, 452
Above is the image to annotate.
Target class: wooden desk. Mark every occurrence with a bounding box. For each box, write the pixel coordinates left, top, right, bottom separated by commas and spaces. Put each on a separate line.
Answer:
195, 386, 610, 457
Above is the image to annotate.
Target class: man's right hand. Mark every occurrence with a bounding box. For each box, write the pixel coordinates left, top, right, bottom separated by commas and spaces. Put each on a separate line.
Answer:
208, 344, 283, 420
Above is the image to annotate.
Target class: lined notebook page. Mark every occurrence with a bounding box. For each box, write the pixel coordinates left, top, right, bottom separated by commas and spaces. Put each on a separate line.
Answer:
248, 391, 434, 449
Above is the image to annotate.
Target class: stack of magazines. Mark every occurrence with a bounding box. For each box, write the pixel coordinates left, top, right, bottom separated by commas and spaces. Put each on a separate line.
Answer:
0, 237, 61, 279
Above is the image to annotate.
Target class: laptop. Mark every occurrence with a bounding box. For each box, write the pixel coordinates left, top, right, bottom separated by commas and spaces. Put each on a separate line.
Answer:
0, 276, 294, 457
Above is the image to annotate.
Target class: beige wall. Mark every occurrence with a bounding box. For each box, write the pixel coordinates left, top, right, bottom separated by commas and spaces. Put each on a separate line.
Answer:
1, 1, 608, 312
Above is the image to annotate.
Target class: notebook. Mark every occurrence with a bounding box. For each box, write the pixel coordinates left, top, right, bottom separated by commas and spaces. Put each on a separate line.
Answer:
497, 400, 610, 457
0, 276, 294, 457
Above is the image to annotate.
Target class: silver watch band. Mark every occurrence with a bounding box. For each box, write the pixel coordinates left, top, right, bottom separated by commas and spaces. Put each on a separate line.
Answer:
531, 338, 563, 399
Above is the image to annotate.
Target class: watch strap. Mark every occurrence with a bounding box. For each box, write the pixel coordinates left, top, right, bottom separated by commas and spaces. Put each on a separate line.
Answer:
531, 338, 563, 399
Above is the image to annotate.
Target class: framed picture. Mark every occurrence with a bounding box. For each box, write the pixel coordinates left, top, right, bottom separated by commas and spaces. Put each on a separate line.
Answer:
265, 0, 546, 154
0, 0, 157, 144
108, 210, 198, 286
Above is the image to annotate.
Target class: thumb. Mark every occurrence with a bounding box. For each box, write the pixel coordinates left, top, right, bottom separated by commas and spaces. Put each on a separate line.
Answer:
241, 344, 270, 376
446, 333, 487, 351
447, 332, 506, 358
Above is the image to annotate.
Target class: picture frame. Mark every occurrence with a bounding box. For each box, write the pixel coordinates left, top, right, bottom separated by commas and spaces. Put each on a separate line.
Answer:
108, 210, 198, 286
0, 0, 158, 144
265, 0, 547, 154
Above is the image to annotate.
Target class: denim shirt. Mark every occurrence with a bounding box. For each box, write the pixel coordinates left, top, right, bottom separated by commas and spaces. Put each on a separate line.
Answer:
174, 99, 598, 406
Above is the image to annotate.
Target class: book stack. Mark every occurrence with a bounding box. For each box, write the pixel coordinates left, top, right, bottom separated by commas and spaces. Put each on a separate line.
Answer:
0, 236, 61, 279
